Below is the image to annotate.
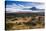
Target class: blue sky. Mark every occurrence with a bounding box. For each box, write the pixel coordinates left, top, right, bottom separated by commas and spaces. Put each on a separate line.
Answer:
5, 1, 39, 7
5, 1, 44, 13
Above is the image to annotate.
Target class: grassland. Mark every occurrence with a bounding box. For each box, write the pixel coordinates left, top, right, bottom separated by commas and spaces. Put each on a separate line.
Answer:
5, 12, 45, 30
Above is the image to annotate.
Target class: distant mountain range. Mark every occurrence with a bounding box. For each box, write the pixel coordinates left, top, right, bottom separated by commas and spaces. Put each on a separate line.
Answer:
6, 12, 44, 16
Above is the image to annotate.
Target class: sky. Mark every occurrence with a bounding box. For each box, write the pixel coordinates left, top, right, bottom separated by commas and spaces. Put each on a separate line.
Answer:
5, 1, 44, 13
5, 0, 45, 2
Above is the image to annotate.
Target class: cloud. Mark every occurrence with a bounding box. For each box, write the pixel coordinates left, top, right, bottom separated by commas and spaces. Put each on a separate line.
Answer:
6, 3, 44, 13
6, 3, 24, 9
6, 3, 32, 13
35, 4, 45, 9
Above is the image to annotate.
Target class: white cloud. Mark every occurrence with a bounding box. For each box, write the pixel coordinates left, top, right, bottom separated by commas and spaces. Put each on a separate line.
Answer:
35, 5, 45, 9
6, 3, 24, 9
6, 3, 44, 13
6, 3, 32, 13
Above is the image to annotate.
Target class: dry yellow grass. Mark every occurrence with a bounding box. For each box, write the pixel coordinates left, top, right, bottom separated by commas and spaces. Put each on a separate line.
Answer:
6, 16, 44, 30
